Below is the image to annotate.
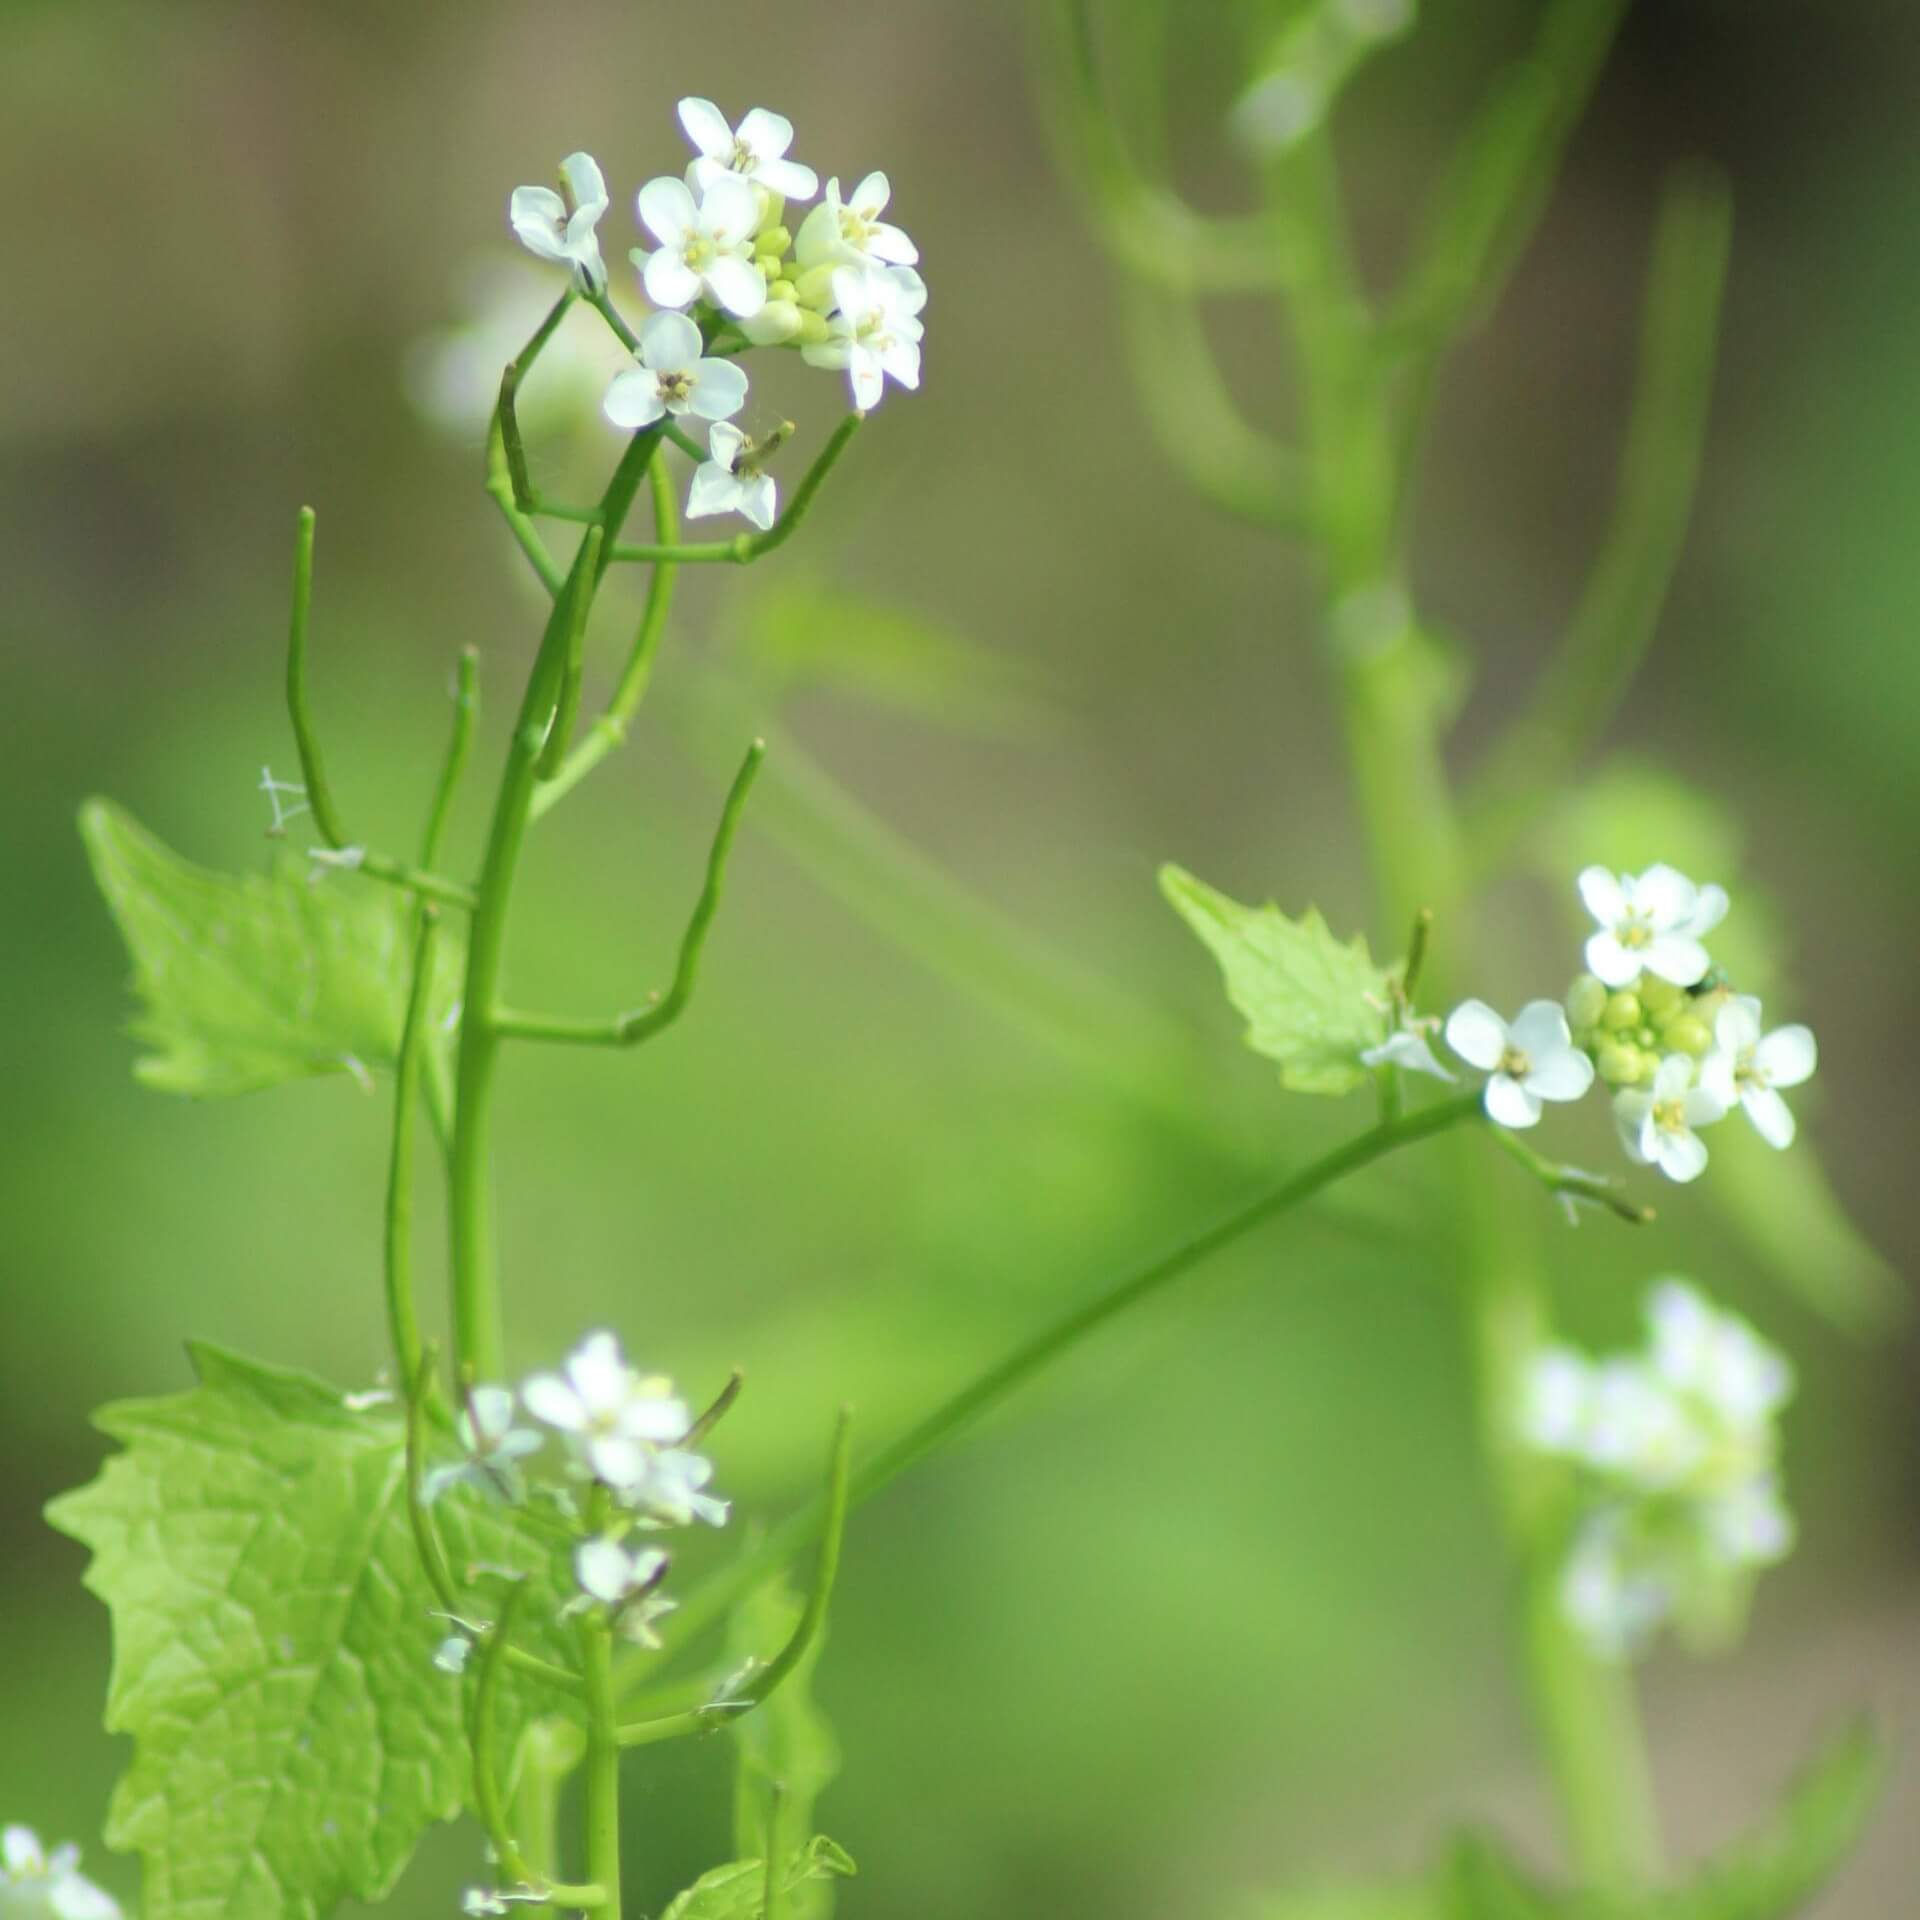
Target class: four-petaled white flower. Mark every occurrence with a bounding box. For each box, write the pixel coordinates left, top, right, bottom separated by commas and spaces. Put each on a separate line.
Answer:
634, 174, 767, 317
0, 1829, 119, 1920
688, 421, 777, 530
422, 1384, 543, 1504
678, 98, 818, 202
603, 312, 748, 431
1699, 996, 1816, 1151
509, 152, 611, 293
629, 1447, 730, 1529
801, 265, 925, 411
1613, 1054, 1728, 1183
1577, 863, 1726, 989
522, 1331, 690, 1492
1444, 998, 1595, 1128
574, 1537, 678, 1646
796, 172, 920, 271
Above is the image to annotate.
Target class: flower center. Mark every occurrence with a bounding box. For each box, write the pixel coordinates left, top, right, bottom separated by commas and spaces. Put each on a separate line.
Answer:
684, 234, 715, 269
657, 370, 694, 406
729, 137, 756, 172
1498, 1045, 1531, 1078
1619, 915, 1651, 949
1652, 1096, 1687, 1133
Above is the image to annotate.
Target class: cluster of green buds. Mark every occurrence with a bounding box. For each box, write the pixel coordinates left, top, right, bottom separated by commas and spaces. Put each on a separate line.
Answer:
1566, 967, 1726, 1091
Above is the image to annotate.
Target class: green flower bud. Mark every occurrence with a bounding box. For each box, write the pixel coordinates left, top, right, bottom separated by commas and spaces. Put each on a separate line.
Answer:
792, 305, 832, 345
767, 277, 797, 303
1597, 1040, 1645, 1087
1666, 1015, 1712, 1058
1639, 973, 1684, 1016
756, 224, 792, 258
1602, 992, 1642, 1032
794, 264, 838, 312
1636, 1027, 1658, 1049
1565, 973, 1608, 1031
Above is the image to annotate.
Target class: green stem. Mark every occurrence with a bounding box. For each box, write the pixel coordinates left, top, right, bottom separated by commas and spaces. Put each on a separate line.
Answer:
420, 647, 480, 869
285, 506, 348, 848
497, 291, 574, 515
448, 429, 660, 1382
634, 1091, 1482, 1683
536, 525, 603, 779
500, 740, 763, 1048
383, 911, 439, 1396
580, 1618, 624, 1920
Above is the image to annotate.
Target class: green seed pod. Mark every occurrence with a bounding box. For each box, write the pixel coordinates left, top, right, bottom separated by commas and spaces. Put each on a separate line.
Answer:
1566, 973, 1608, 1031
1666, 1016, 1712, 1058
1602, 992, 1643, 1032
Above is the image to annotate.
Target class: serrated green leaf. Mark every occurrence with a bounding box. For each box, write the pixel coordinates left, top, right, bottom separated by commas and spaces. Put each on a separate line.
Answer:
47, 1345, 577, 1920
660, 1837, 856, 1920
79, 797, 463, 1098
1160, 864, 1389, 1094
728, 1576, 842, 1918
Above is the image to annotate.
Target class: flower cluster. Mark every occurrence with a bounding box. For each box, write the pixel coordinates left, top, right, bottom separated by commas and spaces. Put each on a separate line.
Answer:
1433, 864, 1817, 1185
0, 1828, 118, 1920
510, 100, 925, 530
1521, 1281, 1794, 1659
423, 1330, 728, 1659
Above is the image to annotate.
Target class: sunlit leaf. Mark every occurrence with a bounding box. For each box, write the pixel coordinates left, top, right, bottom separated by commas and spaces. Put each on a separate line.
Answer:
660, 1837, 856, 1920
1161, 863, 1389, 1094
47, 1345, 577, 1920
79, 796, 462, 1098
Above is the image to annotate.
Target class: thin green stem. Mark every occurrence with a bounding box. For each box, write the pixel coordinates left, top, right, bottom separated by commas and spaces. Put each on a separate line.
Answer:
403, 1350, 463, 1615
1486, 1124, 1656, 1227
420, 646, 480, 869
285, 507, 348, 848
609, 411, 864, 567
580, 1617, 624, 1920
510, 1719, 586, 1883
487, 421, 568, 597
499, 739, 763, 1048
586, 288, 640, 354
630, 1092, 1483, 1688
449, 428, 661, 1383
383, 911, 439, 1397
532, 451, 680, 818
536, 525, 602, 779
497, 291, 574, 515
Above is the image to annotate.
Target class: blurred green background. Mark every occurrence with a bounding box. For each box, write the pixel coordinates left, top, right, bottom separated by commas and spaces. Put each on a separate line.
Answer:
2, 1, 1915, 1914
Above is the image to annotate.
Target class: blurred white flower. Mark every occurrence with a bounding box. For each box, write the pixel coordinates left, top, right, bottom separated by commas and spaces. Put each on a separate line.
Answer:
1359, 1022, 1455, 1082
1577, 863, 1724, 989
603, 312, 749, 431
422, 1385, 543, 1504
1613, 1053, 1728, 1182
687, 421, 777, 531
795, 172, 919, 271
1443, 998, 1594, 1128
1699, 996, 1816, 1150
432, 1635, 472, 1676
522, 1331, 689, 1492
0, 1828, 119, 1920
574, 1537, 677, 1647
626, 1446, 730, 1529
678, 97, 818, 202
634, 174, 767, 317
508, 151, 610, 293
801, 265, 925, 410
1645, 1280, 1794, 1435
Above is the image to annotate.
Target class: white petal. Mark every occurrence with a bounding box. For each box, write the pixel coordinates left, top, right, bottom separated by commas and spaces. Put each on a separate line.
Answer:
739, 107, 795, 156
560, 151, 607, 216
1742, 1084, 1797, 1149
1682, 1082, 1729, 1127
740, 473, 777, 531
639, 309, 703, 374
1577, 865, 1627, 927
1443, 999, 1509, 1071
865, 220, 920, 266
520, 1373, 585, 1431
637, 175, 697, 248
799, 338, 850, 373
1508, 999, 1573, 1061
703, 253, 767, 318
879, 336, 922, 390
1359, 1030, 1456, 1081
1698, 1049, 1738, 1108
50, 1876, 120, 1920
468, 1385, 516, 1440
1484, 1073, 1542, 1129
758, 155, 818, 201
1524, 1044, 1595, 1104
642, 249, 702, 311
1684, 882, 1729, 938
1584, 932, 1640, 988
1755, 1024, 1816, 1089
1650, 1054, 1695, 1101
794, 198, 841, 269
1522, 1348, 1591, 1450
849, 170, 891, 217
687, 463, 744, 520
588, 1433, 648, 1489
1715, 998, 1762, 1055
4, 1829, 45, 1876
829, 266, 870, 320
707, 420, 747, 468
1613, 1092, 1652, 1161
847, 345, 886, 411
602, 369, 666, 430
1641, 933, 1710, 986
677, 96, 734, 160
1655, 1130, 1709, 1183
885, 263, 929, 315
575, 1538, 634, 1603
687, 357, 749, 421
1632, 863, 1698, 928
700, 175, 764, 248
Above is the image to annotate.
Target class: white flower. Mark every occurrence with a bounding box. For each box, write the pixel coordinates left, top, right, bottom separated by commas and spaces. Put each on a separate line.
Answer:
603, 312, 748, 431
1645, 1281, 1793, 1434
1699, 997, 1816, 1150
634, 174, 767, 317
801, 265, 926, 411
626, 1447, 729, 1529
574, 1537, 678, 1647
422, 1385, 543, 1503
1577, 863, 1725, 989
1359, 1017, 1455, 1082
687, 421, 777, 531
462, 1892, 508, 1918
521, 1331, 689, 1492
1703, 1475, 1795, 1566
508, 152, 610, 293
678, 97, 818, 202
1561, 1511, 1674, 1661
1443, 998, 1595, 1128
795, 172, 919, 271
432, 1634, 473, 1675
0, 1829, 119, 1920
1613, 1054, 1728, 1183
